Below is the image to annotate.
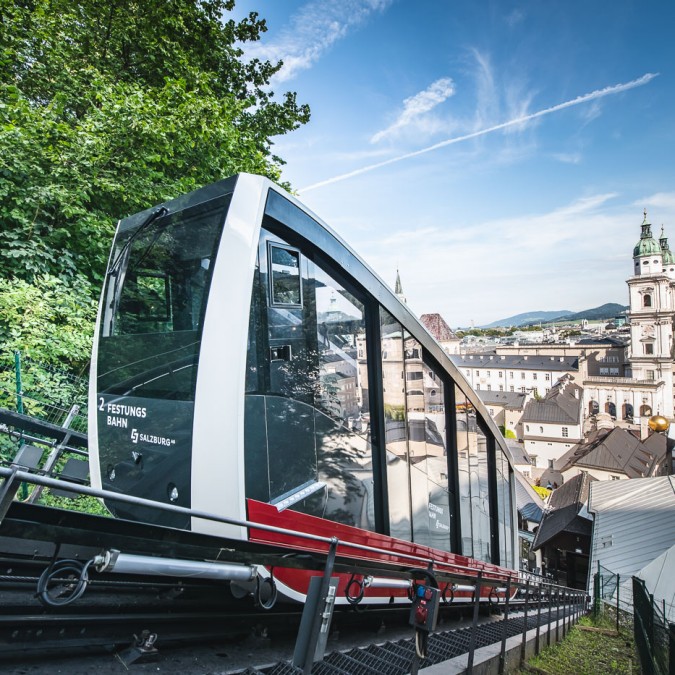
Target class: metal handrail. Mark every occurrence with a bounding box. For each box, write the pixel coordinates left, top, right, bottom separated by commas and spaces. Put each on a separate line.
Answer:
0, 466, 518, 586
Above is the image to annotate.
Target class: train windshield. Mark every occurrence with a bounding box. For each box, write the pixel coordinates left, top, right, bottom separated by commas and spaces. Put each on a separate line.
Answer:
98, 194, 230, 397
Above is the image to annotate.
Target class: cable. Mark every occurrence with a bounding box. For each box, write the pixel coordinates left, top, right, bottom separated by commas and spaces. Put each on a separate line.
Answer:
345, 574, 365, 605
255, 572, 277, 610
36, 558, 95, 607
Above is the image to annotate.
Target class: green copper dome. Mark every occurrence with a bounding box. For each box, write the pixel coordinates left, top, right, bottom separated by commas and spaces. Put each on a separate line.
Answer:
660, 226, 675, 265
633, 211, 661, 257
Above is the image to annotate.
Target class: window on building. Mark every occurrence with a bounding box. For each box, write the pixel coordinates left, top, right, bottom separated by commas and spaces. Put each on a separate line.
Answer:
526, 425, 530, 432
533, 373, 537, 380
645, 343, 654, 355
646, 370, 655, 380
486, 370, 491, 377
611, 475, 620, 480
545, 373, 550, 381
466, 370, 470, 376
548, 460, 554, 469
489, 408, 494, 416
521, 387, 526, 393
530, 455, 538, 467
510, 386, 514, 392
521, 372, 526, 379
487, 384, 492, 391
498, 371, 503, 378
644, 294, 652, 307
476, 370, 480, 376
562, 427, 569, 437
509, 372, 514, 378
499, 385, 504, 391
533, 387, 539, 397
539, 426, 543, 433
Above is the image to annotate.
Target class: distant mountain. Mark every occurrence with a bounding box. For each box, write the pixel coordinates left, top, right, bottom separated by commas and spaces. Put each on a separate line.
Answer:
481, 311, 573, 328
481, 303, 629, 328
544, 303, 628, 324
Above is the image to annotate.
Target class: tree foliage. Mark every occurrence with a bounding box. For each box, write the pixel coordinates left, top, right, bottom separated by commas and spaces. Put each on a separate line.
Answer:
0, 0, 310, 285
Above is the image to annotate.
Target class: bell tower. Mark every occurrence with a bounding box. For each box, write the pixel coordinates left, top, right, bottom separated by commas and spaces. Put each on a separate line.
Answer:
627, 210, 674, 417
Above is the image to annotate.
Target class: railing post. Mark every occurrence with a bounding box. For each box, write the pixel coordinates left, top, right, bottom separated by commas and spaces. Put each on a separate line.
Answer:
293, 537, 339, 674
547, 583, 552, 647
520, 580, 530, 667
14, 350, 24, 415
555, 587, 560, 642
467, 571, 482, 674
616, 574, 620, 633
498, 578, 511, 675
0, 467, 21, 523
535, 582, 542, 655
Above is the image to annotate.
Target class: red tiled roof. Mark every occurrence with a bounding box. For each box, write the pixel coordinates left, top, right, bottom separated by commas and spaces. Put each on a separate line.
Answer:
420, 313, 457, 341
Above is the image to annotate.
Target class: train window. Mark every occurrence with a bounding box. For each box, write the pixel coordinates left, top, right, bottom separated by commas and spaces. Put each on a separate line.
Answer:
455, 386, 473, 558
268, 243, 302, 306
472, 423, 492, 563
380, 309, 411, 541
98, 193, 230, 397
245, 228, 374, 531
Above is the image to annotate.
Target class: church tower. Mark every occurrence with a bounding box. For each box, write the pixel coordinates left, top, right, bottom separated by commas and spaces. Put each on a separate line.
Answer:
627, 210, 675, 416
394, 269, 406, 304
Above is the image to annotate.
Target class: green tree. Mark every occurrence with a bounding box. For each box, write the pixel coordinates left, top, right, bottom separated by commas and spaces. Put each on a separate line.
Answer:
0, 0, 310, 285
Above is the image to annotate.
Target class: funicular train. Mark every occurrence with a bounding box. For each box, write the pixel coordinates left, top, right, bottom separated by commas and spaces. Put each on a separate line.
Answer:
89, 173, 517, 607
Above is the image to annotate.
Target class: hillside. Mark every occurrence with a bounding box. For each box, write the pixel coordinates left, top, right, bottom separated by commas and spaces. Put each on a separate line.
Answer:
483, 303, 628, 328
481, 310, 572, 328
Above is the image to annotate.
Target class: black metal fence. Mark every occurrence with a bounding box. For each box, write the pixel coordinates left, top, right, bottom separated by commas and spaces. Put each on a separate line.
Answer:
633, 576, 674, 675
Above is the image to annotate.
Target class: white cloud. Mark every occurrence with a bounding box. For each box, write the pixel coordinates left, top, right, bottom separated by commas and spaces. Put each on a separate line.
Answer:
245, 0, 393, 82
370, 78, 456, 143
552, 152, 582, 164
299, 73, 658, 193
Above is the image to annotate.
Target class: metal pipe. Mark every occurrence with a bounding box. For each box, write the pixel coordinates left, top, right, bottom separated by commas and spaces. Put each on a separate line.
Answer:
453, 584, 476, 593
94, 549, 256, 582
365, 576, 411, 590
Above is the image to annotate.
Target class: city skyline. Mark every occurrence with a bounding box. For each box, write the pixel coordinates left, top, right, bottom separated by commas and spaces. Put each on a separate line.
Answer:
234, 0, 675, 326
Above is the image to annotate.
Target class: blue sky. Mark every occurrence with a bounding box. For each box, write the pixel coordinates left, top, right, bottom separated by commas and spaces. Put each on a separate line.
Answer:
234, 0, 675, 327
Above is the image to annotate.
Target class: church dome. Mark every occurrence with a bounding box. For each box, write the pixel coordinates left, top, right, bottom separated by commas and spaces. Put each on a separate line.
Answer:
659, 226, 675, 265
634, 211, 661, 257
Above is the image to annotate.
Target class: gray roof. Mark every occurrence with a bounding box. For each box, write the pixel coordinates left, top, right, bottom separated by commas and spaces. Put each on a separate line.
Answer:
477, 390, 527, 409
505, 440, 532, 466
556, 427, 664, 477
521, 377, 582, 425
532, 472, 596, 550
588, 476, 675, 587
514, 471, 544, 523
450, 354, 579, 372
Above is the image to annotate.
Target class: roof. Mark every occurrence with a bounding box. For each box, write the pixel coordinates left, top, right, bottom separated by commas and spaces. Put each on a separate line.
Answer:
476, 390, 527, 409
420, 313, 458, 342
521, 376, 582, 425
634, 213, 662, 257
450, 354, 579, 372
556, 427, 664, 478
532, 471, 596, 550
505, 440, 531, 466
588, 476, 675, 595
514, 471, 544, 523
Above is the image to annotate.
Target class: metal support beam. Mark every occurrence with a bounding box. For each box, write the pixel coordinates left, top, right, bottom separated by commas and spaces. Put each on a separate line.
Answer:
0, 467, 20, 523
498, 579, 511, 674
520, 580, 530, 667
467, 570, 482, 674
293, 537, 338, 674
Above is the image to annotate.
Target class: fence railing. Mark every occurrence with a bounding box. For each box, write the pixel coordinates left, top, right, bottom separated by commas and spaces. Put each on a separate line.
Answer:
0, 351, 88, 441
633, 576, 674, 675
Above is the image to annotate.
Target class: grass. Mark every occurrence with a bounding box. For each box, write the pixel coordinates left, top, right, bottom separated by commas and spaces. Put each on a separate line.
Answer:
517, 613, 639, 675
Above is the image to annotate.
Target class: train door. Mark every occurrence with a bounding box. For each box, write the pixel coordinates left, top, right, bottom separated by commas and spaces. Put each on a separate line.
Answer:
244, 223, 376, 530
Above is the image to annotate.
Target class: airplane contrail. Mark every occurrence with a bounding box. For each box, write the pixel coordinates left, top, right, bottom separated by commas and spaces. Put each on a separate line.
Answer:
298, 73, 658, 194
